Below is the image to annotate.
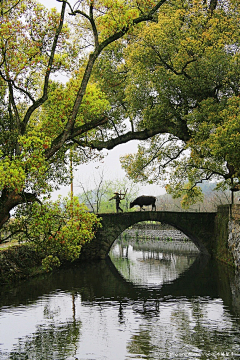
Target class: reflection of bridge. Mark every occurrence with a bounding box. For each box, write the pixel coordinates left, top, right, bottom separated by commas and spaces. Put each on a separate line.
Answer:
1, 255, 237, 317
80, 211, 217, 260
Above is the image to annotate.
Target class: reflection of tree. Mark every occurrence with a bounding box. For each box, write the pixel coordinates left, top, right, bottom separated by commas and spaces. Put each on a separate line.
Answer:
7, 320, 81, 360
126, 298, 240, 360
127, 298, 240, 360
111, 250, 133, 280
1, 249, 240, 360
127, 328, 154, 360
111, 241, 197, 288
186, 299, 240, 359
170, 299, 240, 358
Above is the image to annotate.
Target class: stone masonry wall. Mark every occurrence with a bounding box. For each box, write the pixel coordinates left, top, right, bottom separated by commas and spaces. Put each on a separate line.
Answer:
216, 205, 240, 269
228, 205, 240, 270
121, 228, 190, 241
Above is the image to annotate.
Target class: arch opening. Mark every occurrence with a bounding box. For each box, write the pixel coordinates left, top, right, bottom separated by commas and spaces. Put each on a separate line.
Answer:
111, 220, 200, 255
109, 220, 200, 289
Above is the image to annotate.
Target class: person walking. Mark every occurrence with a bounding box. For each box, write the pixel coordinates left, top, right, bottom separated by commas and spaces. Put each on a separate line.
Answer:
109, 191, 126, 213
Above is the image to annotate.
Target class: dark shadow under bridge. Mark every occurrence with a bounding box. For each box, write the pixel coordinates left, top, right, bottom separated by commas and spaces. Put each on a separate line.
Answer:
80, 210, 217, 260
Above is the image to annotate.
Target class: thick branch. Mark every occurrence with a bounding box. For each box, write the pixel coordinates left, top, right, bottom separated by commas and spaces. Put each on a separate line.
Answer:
88, 127, 173, 150
8, 81, 21, 133
21, 1, 67, 134
46, 0, 168, 159
0, 190, 41, 229
45, 116, 108, 159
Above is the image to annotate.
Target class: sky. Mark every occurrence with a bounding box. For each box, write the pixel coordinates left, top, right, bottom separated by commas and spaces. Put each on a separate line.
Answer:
38, 0, 165, 199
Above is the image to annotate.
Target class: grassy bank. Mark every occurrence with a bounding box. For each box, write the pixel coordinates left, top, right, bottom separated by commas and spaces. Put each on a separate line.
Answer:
0, 244, 45, 285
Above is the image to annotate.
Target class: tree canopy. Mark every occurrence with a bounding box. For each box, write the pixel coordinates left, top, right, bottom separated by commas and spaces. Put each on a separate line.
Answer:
89, 0, 240, 206
1, 0, 239, 230
0, 0, 168, 228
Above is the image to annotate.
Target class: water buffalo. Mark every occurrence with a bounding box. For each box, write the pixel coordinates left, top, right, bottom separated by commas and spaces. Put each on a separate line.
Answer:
130, 195, 156, 211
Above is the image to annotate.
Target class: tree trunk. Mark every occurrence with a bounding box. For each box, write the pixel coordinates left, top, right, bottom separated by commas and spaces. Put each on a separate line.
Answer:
0, 190, 20, 228
0, 190, 40, 229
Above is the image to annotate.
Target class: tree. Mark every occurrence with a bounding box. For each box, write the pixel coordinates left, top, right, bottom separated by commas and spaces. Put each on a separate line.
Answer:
0, 0, 169, 229
77, 173, 139, 213
77, 169, 110, 213
88, 0, 240, 206
2, 196, 101, 270
103, 177, 140, 212
2, 0, 239, 229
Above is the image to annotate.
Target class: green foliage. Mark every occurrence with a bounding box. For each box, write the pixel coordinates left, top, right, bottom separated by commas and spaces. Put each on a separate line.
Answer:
40, 76, 110, 140
113, 0, 240, 206
42, 255, 61, 272
166, 182, 204, 209
208, 96, 240, 174
0, 0, 166, 229
0, 244, 42, 284
0, 0, 78, 201
7, 196, 101, 271
78, 176, 140, 213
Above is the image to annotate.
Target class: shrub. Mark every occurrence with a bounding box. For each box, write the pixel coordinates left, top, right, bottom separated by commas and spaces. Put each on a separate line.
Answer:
6, 196, 101, 271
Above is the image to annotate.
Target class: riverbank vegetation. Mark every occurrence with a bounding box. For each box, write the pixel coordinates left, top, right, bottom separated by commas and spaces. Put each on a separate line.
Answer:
156, 183, 235, 212
0, 243, 43, 284
0, 196, 101, 274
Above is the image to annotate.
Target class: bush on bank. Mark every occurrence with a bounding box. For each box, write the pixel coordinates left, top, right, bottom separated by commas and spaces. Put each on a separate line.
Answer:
0, 244, 44, 284
0, 196, 101, 282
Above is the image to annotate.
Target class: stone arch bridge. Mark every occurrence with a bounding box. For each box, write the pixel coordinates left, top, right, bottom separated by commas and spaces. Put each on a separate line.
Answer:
80, 210, 217, 260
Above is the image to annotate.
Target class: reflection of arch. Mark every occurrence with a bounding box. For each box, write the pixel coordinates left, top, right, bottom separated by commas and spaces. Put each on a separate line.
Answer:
0, 255, 222, 309
105, 254, 213, 300
80, 211, 216, 260
1, 256, 238, 359
1, 253, 238, 318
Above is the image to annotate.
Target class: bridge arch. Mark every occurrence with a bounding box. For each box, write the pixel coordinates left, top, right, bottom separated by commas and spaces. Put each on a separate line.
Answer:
79, 211, 216, 260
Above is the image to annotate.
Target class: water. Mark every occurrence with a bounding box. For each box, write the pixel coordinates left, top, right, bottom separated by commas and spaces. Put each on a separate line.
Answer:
0, 240, 240, 360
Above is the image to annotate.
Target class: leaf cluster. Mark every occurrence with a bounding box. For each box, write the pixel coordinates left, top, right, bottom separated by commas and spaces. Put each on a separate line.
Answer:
4, 196, 101, 271
99, 0, 240, 206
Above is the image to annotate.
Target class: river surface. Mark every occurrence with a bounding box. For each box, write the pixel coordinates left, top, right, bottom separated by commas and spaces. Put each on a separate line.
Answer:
0, 240, 240, 360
